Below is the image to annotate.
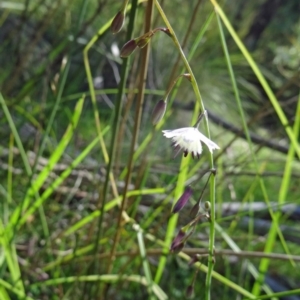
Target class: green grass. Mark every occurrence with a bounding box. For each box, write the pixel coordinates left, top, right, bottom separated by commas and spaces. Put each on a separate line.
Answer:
0, 0, 299, 299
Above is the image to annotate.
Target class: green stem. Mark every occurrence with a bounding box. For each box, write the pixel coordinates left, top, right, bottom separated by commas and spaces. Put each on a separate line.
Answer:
209, 0, 300, 159
215, 10, 296, 297
107, 0, 153, 274
100, 0, 139, 269
153, 2, 216, 297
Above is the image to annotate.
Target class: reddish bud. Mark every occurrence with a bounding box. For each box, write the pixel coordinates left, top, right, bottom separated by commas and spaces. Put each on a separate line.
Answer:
120, 39, 138, 58
171, 241, 185, 254
172, 186, 193, 213
170, 229, 185, 252
151, 99, 167, 125
111, 11, 125, 34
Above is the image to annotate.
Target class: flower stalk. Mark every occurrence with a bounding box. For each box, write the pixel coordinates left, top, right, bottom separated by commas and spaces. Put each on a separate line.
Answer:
120, 27, 171, 57
154, 1, 216, 298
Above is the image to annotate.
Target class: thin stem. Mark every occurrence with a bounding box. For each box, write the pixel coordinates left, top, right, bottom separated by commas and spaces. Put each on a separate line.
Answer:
107, 0, 154, 274
69, 248, 300, 263
153, 1, 216, 297
100, 0, 139, 273
209, 0, 300, 159
164, 73, 190, 101
165, 0, 203, 90
82, 8, 121, 277
194, 110, 207, 128
215, 11, 295, 296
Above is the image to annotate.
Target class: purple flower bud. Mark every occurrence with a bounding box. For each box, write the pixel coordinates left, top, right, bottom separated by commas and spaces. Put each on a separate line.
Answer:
170, 229, 185, 252
120, 39, 138, 58
172, 186, 193, 213
111, 11, 125, 34
151, 99, 167, 125
171, 241, 185, 254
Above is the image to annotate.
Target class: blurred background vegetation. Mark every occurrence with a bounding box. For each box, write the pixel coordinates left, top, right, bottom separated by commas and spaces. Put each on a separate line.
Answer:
0, 0, 299, 299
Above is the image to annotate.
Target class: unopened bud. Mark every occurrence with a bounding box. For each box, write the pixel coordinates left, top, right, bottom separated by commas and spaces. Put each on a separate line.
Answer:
189, 202, 200, 218
204, 201, 211, 211
186, 285, 194, 298
171, 241, 185, 254
120, 39, 138, 58
170, 230, 185, 252
172, 186, 193, 214
111, 11, 125, 34
151, 99, 167, 125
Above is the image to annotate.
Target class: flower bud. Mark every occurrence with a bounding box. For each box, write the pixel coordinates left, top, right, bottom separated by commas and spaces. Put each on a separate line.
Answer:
189, 202, 200, 218
111, 11, 125, 34
120, 39, 138, 58
186, 285, 194, 298
172, 186, 193, 214
151, 99, 167, 125
171, 241, 185, 254
170, 229, 185, 252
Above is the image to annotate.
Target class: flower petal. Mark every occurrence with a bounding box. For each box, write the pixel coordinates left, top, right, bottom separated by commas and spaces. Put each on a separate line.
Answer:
162, 128, 191, 138
162, 127, 219, 158
194, 130, 220, 153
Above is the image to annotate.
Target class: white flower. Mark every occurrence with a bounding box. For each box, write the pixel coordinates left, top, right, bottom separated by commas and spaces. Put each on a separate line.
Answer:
162, 127, 220, 158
